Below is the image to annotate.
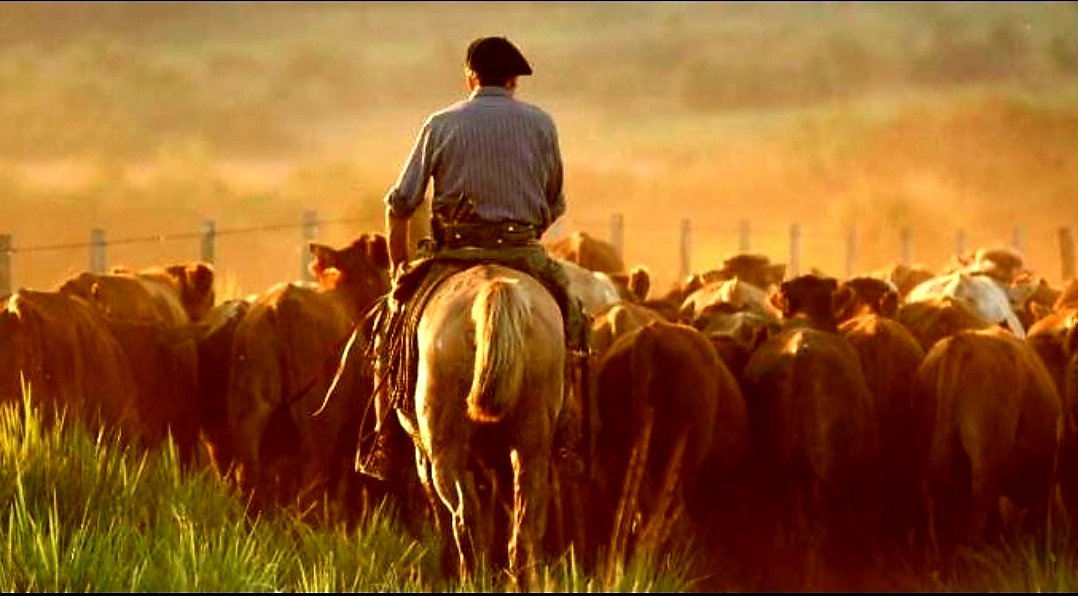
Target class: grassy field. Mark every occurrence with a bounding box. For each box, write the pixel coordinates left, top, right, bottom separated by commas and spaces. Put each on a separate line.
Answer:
5, 386, 1078, 592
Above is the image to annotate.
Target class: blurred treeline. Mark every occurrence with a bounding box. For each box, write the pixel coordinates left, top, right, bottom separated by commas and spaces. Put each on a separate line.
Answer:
0, 1, 1075, 160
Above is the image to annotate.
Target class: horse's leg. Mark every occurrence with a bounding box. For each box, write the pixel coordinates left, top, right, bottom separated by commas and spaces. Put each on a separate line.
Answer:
509, 445, 551, 592
416, 445, 457, 575
430, 446, 480, 584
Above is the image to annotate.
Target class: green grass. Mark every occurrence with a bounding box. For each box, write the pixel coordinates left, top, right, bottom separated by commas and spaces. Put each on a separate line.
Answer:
0, 388, 696, 592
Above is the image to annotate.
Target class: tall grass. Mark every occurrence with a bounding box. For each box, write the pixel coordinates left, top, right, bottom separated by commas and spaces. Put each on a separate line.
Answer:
0, 388, 695, 592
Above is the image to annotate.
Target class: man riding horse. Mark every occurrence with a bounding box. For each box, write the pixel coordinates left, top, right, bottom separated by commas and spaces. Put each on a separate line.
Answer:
357, 36, 589, 484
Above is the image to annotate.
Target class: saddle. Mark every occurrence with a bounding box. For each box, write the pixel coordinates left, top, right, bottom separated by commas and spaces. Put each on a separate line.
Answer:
366, 245, 574, 418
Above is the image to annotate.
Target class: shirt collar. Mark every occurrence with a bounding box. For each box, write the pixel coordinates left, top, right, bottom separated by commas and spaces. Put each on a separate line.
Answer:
469, 86, 514, 100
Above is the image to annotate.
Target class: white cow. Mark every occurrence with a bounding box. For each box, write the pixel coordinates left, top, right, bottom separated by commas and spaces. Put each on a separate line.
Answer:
906, 270, 1026, 338
558, 258, 623, 316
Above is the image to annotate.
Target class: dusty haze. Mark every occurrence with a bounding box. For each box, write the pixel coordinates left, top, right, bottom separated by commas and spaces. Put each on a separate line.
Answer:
1, 1, 1076, 296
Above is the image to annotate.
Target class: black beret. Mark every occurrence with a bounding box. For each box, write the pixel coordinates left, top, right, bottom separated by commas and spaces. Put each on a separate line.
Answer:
465, 36, 532, 79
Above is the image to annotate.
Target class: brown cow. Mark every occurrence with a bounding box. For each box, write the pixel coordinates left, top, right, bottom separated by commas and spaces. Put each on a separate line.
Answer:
1034, 307, 1078, 518
194, 298, 253, 475
544, 230, 625, 274
740, 274, 879, 589
870, 262, 934, 299
0, 290, 140, 438
835, 276, 900, 322
838, 312, 926, 547
911, 327, 1061, 568
591, 320, 748, 563
225, 234, 390, 514
56, 263, 215, 464
588, 301, 666, 358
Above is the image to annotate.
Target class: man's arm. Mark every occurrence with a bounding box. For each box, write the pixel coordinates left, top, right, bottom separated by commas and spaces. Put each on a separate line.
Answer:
386, 206, 411, 276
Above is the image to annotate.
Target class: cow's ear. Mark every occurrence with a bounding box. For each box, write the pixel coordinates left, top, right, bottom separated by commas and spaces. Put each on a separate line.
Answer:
365, 234, 390, 270
309, 242, 337, 275
832, 283, 855, 320
1065, 316, 1078, 358
769, 286, 789, 318
188, 263, 215, 295
628, 266, 650, 302
879, 289, 900, 318
768, 263, 786, 288
1028, 301, 1053, 325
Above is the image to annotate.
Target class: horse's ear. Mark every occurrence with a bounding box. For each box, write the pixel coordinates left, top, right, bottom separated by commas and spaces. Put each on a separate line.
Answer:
365, 234, 390, 270
309, 242, 337, 275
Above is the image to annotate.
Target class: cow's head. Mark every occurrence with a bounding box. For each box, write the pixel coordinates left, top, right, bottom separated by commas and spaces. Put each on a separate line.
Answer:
309, 234, 391, 313
836, 276, 900, 322
164, 263, 216, 323
771, 274, 849, 330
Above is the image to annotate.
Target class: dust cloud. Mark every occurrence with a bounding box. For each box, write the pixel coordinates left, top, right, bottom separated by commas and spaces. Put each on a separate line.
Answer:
0, 2, 1076, 296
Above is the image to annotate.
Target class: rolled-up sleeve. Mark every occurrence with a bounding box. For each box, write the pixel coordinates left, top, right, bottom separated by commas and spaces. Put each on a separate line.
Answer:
384, 117, 435, 218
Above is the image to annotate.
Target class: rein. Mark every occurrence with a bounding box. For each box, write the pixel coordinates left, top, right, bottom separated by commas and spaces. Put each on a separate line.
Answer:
302, 297, 390, 418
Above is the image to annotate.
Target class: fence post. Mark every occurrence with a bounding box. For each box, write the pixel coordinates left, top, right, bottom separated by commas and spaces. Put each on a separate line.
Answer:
301, 210, 318, 282
954, 229, 966, 258
0, 234, 10, 295
1012, 226, 1026, 254
679, 218, 691, 279
845, 225, 856, 278
900, 227, 911, 264
1061, 226, 1075, 283
739, 219, 751, 252
609, 212, 624, 258
789, 223, 800, 278
90, 228, 107, 273
200, 220, 216, 264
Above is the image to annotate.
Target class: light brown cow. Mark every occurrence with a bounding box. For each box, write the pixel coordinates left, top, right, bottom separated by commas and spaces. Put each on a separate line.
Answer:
225, 234, 390, 514
56, 263, 215, 464
544, 230, 625, 274
896, 295, 988, 353
870, 262, 934, 299
679, 276, 779, 325
911, 327, 1061, 568
0, 290, 140, 438
588, 301, 666, 358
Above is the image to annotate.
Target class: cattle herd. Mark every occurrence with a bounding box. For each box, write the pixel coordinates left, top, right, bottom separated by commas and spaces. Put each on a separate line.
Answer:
2, 227, 1077, 590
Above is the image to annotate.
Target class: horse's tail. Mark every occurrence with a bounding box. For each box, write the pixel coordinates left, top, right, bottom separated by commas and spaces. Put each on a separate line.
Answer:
467, 276, 528, 423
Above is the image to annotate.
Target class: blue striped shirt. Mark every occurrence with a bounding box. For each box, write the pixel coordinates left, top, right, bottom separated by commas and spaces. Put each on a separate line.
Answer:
384, 86, 566, 229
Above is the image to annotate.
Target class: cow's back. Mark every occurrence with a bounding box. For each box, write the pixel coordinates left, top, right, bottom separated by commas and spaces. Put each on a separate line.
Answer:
912, 327, 1061, 554
743, 327, 877, 485
225, 281, 361, 505
0, 290, 140, 436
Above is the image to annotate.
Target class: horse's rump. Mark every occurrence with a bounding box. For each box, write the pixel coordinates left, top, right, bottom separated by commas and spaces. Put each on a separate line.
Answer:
409, 262, 568, 586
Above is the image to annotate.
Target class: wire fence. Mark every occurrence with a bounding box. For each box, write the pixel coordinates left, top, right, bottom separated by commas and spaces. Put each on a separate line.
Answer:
1, 211, 1075, 298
